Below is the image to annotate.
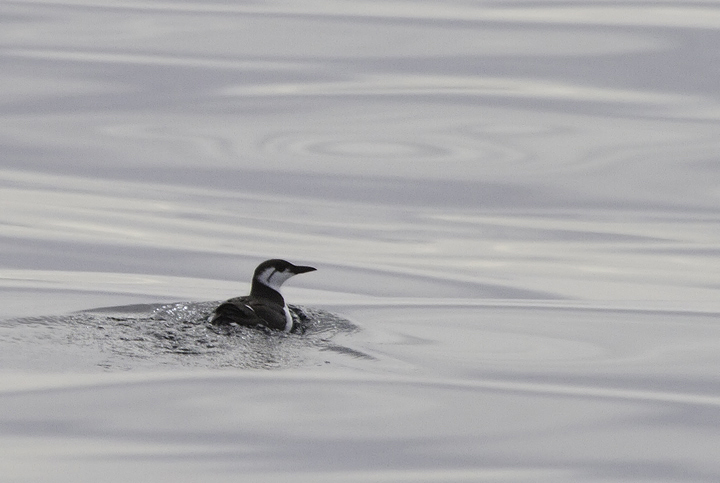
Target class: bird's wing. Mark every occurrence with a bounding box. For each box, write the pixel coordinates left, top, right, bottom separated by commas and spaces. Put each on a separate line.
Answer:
210, 297, 265, 327
246, 300, 290, 331
211, 296, 289, 331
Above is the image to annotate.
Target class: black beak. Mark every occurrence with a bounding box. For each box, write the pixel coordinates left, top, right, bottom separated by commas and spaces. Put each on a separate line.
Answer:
290, 264, 316, 274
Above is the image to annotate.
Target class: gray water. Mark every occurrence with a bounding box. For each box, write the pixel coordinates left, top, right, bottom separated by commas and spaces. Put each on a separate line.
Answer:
2, 1, 720, 481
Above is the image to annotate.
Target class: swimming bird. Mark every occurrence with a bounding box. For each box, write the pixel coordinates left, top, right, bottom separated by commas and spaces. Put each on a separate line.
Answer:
210, 259, 316, 332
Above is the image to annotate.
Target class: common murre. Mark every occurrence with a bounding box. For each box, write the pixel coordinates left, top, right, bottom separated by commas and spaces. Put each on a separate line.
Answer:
210, 259, 316, 332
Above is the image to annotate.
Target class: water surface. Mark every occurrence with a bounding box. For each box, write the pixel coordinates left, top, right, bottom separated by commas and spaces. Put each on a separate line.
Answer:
2, 1, 720, 481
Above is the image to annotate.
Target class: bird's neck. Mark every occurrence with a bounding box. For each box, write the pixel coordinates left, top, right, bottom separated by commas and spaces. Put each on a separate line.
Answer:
250, 280, 285, 305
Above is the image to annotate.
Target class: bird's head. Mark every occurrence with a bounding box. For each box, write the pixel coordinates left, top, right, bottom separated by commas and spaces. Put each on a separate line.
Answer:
252, 259, 316, 293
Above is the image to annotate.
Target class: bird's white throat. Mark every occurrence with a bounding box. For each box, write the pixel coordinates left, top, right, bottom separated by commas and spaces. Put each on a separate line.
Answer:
255, 267, 295, 292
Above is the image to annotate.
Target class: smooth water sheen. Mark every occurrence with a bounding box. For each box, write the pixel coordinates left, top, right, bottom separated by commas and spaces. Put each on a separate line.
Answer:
2, 1, 720, 481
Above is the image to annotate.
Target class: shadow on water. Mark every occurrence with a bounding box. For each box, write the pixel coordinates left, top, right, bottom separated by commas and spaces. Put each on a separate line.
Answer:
6, 302, 369, 370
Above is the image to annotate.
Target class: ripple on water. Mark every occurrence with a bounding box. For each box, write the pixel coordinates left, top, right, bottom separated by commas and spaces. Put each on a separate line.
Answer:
255, 128, 529, 179
6, 302, 365, 370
